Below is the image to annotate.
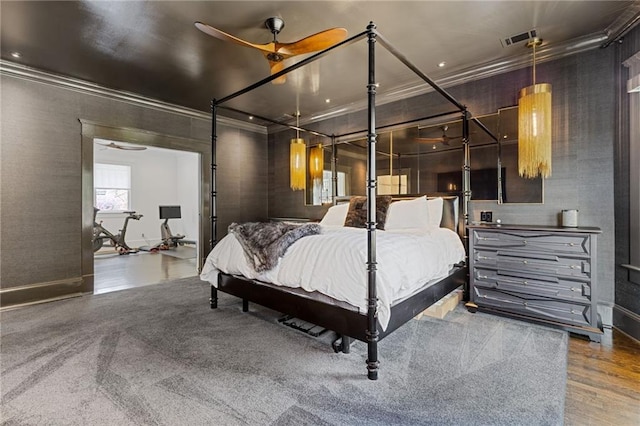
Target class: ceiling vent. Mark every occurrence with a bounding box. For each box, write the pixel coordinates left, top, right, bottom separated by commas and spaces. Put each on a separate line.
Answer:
501, 29, 537, 47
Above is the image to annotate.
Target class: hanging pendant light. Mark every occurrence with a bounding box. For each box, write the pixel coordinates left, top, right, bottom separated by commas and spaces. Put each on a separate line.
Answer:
518, 38, 552, 179
290, 112, 306, 191
309, 144, 324, 182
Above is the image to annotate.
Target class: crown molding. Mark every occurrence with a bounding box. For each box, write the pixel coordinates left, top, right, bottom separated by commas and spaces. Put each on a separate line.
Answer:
0, 29, 612, 133
0, 60, 267, 135
308, 31, 610, 124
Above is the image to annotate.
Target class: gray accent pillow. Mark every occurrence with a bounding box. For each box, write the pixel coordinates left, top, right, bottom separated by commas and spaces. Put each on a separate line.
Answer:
344, 196, 393, 230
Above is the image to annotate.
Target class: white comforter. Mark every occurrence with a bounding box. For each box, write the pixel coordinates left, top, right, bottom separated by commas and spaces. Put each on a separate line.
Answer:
200, 226, 465, 330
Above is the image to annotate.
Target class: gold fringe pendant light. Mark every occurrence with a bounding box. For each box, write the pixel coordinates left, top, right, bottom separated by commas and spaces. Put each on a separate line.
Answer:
309, 144, 324, 183
518, 38, 552, 179
290, 111, 306, 191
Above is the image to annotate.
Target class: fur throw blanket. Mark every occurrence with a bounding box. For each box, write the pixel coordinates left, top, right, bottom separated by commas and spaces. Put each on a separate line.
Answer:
228, 221, 321, 272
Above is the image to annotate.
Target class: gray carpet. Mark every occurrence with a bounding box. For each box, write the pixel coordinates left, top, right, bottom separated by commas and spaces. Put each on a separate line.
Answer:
0, 276, 568, 425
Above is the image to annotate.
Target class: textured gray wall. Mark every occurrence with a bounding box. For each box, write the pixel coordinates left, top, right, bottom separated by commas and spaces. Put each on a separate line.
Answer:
268, 47, 617, 315
0, 74, 267, 294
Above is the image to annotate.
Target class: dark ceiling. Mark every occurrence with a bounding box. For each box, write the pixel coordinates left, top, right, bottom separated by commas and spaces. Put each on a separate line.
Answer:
1, 1, 639, 124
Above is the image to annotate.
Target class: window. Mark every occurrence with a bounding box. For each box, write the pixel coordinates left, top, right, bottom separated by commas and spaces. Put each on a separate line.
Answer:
377, 174, 408, 195
311, 170, 347, 204
94, 163, 131, 212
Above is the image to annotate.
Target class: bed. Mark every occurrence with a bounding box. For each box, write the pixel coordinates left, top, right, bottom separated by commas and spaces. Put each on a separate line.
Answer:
203, 22, 498, 379
201, 196, 467, 375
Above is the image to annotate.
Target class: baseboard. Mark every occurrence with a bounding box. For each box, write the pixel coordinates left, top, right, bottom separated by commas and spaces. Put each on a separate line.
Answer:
0, 277, 86, 310
613, 304, 640, 343
597, 304, 613, 328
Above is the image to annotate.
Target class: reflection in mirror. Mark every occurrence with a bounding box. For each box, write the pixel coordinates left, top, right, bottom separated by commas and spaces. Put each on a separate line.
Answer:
414, 114, 502, 200
305, 106, 542, 205
305, 142, 360, 205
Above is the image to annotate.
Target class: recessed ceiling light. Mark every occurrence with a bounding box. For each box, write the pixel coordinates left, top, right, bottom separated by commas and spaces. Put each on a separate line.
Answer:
438, 61, 446, 68
325, 98, 331, 103
10, 51, 22, 59
249, 116, 254, 120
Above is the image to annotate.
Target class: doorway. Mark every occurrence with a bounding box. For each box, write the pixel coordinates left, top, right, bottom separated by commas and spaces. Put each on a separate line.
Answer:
80, 120, 211, 295
92, 139, 200, 293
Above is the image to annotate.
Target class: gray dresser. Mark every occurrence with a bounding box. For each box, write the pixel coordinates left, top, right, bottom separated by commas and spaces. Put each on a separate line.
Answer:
467, 224, 603, 342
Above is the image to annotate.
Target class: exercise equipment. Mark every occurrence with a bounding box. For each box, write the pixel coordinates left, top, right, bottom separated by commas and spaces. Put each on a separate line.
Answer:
93, 207, 143, 254
138, 205, 194, 252
159, 205, 186, 248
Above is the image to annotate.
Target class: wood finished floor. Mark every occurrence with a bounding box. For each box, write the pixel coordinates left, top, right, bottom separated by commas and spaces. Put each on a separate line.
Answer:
93, 253, 639, 424
565, 329, 640, 425
93, 246, 198, 294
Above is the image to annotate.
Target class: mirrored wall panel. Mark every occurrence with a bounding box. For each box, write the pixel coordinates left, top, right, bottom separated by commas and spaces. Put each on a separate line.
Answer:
305, 106, 543, 205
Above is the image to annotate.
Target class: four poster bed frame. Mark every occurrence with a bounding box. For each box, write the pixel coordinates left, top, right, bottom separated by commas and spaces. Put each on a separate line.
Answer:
207, 22, 497, 380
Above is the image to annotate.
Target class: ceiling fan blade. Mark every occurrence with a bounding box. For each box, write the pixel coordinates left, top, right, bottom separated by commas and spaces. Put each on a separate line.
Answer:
415, 137, 446, 143
97, 142, 146, 151
195, 21, 276, 54
117, 145, 147, 151
265, 58, 287, 84
277, 28, 348, 56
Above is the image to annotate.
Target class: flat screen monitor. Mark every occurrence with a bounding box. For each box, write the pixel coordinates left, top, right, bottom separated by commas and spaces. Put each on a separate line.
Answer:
437, 168, 507, 201
159, 205, 181, 220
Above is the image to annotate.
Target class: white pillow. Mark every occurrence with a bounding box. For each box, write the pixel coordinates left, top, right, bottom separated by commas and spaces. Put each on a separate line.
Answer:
385, 196, 431, 230
426, 197, 444, 228
319, 203, 349, 226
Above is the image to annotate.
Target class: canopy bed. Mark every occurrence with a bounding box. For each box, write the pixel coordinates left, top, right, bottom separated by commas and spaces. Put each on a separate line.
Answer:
201, 22, 498, 380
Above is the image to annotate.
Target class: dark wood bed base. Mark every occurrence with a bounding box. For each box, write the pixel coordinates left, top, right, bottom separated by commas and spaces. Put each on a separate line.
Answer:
211, 265, 466, 344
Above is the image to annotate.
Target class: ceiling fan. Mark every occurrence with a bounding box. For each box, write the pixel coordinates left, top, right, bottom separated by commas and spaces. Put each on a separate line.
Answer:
97, 142, 147, 151
415, 125, 463, 146
195, 17, 348, 84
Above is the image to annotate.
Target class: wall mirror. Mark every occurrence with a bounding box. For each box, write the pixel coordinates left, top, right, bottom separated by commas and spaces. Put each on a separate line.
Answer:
305, 106, 543, 205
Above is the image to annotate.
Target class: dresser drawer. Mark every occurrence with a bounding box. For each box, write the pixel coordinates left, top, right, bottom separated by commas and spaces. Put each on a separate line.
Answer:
472, 286, 593, 328
472, 229, 590, 255
473, 267, 591, 304
473, 248, 592, 280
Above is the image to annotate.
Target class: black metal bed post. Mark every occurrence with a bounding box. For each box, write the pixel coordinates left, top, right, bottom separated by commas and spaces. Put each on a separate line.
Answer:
461, 109, 471, 301
366, 22, 379, 381
497, 139, 503, 204
331, 135, 337, 204
210, 100, 218, 309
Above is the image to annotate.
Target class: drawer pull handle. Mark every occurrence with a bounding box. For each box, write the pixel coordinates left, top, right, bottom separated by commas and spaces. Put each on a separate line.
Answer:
569, 242, 575, 247
523, 302, 528, 307
570, 287, 578, 292
479, 275, 488, 279
523, 240, 527, 245
523, 281, 528, 285
570, 265, 577, 269
523, 260, 528, 264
